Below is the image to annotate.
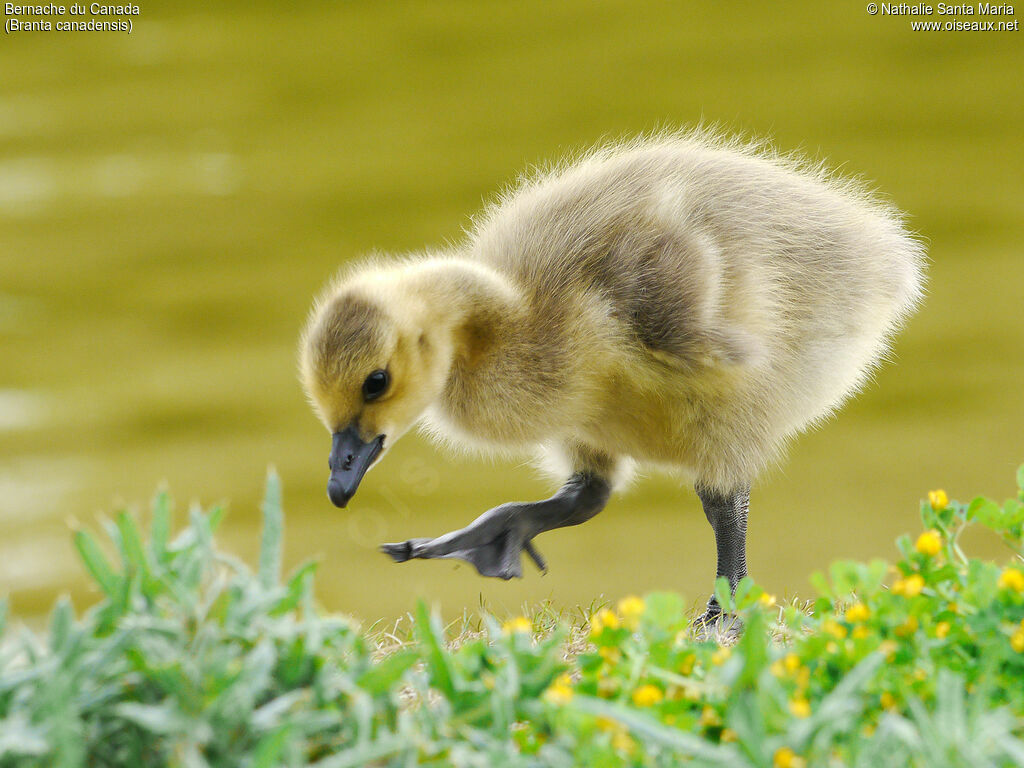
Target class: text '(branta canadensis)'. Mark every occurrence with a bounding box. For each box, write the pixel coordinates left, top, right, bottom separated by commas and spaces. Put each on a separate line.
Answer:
300, 131, 926, 626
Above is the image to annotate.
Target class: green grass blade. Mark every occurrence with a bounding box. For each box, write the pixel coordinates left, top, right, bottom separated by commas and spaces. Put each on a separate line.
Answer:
48, 596, 73, 653
357, 650, 419, 696
259, 469, 283, 589
150, 488, 171, 563
116, 511, 149, 578
73, 529, 121, 597
415, 600, 456, 699
251, 724, 292, 768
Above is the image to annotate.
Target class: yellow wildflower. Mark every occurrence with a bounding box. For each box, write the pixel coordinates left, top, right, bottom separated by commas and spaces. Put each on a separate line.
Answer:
502, 615, 532, 635
928, 489, 949, 510
699, 706, 721, 727
590, 608, 619, 636
935, 621, 951, 639
711, 646, 731, 665
721, 728, 738, 742
916, 530, 943, 557
826, 641, 839, 654
759, 592, 778, 607
1012, 630, 1024, 653
852, 625, 870, 639
893, 573, 925, 598
845, 602, 871, 623
770, 659, 785, 677
784, 653, 801, 673
789, 697, 811, 718
880, 692, 897, 709
896, 615, 919, 636
545, 674, 573, 704
998, 568, 1024, 593
617, 595, 646, 628
823, 619, 848, 639
611, 729, 634, 752
677, 653, 696, 675
773, 746, 806, 768
631, 684, 663, 707
796, 666, 810, 689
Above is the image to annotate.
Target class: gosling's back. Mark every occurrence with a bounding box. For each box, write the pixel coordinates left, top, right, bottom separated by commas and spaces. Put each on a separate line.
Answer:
460, 133, 925, 489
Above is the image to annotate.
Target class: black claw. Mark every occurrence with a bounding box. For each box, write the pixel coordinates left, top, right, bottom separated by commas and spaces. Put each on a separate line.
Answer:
524, 542, 547, 573
380, 541, 413, 562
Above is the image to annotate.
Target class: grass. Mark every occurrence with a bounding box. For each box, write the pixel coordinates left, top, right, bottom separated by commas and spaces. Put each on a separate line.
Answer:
2, 466, 1024, 767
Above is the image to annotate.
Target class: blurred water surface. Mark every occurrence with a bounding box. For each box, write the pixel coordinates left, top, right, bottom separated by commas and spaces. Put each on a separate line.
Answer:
1, 1, 1022, 623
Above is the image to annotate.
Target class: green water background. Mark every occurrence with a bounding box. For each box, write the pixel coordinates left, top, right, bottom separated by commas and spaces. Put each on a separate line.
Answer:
1, 1, 1021, 623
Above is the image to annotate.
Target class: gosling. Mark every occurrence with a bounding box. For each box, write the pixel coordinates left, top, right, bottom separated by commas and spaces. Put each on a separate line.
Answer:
299, 131, 925, 624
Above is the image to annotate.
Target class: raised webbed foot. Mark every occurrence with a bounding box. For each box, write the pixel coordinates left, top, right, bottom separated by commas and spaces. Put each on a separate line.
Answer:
380, 502, 547, 580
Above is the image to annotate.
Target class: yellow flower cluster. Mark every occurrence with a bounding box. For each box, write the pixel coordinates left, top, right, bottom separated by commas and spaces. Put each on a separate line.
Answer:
699, 706, 721, 727
844, 602, 870, 623
916, 529, 943, 557
895, 615, 919, 637
502, 616, 532, 635
773, 746, 806, 768
544, 673, 574, 704
631, 684, 663, 707
590, 595, 648, 637
892, 573, 925, 597
789, 697, 811, 718
823, 619, 847, 639
1011, 619, 1024, 653
928, 489, 949, 510
998, 568, 1024, 592
617, 595, 646, 628
590, 608, 619, 636
711, 646, 731, 666
770, 652, 809, 684
677, 653, 696, 675
596, 716, 634, 752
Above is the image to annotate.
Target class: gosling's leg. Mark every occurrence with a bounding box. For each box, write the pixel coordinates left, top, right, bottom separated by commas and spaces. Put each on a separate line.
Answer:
380, 472, 611, 580
694, 484, 750, 632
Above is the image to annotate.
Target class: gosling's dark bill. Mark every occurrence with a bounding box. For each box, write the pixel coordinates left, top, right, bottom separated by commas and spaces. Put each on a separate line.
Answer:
300, 131, 925, 625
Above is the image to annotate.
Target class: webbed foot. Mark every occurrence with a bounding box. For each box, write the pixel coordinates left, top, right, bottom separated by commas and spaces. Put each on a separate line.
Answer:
690, 598, 744, 642
380, 503, 547, 580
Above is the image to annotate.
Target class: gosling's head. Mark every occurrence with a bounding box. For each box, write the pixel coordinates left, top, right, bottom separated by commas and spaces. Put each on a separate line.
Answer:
300, 281, 456, 507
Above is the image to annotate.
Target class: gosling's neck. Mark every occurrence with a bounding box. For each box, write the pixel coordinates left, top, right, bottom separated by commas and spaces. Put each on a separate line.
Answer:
390, 255, 571, 446
392, 255, 526, 363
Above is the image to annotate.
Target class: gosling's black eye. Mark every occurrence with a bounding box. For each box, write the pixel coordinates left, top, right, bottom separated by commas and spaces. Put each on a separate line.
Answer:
362, 369, 390, 401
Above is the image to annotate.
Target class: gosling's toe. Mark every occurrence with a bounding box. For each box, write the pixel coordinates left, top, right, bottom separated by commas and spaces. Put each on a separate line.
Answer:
379, 539, 427, 562
378, 513, 547, 580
